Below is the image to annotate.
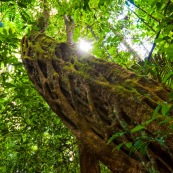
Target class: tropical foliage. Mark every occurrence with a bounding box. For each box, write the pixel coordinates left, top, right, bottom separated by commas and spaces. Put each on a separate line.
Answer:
0, 0, 173, 172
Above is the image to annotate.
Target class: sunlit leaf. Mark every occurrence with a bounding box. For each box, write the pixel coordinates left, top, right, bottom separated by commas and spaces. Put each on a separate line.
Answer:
163, 72, 173, 83
161, 102, 169, 116
131, 125, 145, 133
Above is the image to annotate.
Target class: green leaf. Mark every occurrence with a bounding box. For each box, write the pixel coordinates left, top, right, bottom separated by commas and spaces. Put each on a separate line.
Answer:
20, 11, 30, 22
153, 104, 161, 117
134, 139, 142, 147
145, 118, 155, 125
125, 1, 130, 6
150, 0, 158, 7
156, 2, 162, 10
166, 44, 173, 59
131, 125, 145, 133
107, 132, 125, 144
125, 142, 132, 149
17, 2, 27, 8
155, 38, 164, 43
162, 36, 170, 40
163, 72, 173, 83
114, 143, 124, 150
3, 82, 15, 88
83, 0, 90, 10
89, 0, 100, 8
161, 102, 169, 116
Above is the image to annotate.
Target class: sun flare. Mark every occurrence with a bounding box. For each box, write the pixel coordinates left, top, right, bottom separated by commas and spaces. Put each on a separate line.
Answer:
78, 39, 92, 52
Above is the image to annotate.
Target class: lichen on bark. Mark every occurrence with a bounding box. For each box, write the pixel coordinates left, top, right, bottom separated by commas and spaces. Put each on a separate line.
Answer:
21, 30, 173, 173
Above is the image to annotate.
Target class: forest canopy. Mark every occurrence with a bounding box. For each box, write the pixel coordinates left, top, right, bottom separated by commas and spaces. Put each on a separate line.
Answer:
0, 0, 173, 172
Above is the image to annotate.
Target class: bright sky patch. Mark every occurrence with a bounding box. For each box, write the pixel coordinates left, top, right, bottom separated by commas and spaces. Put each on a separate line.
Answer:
78, 39, 92, 52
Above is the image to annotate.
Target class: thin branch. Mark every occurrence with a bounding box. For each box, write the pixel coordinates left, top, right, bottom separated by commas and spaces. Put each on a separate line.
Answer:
87, 25, 113, 60
87, 25, 99, 40
164, 0, 171, 15
109, 26, 141, 61
128, 7, 156, 32
147, 31, 161, 61
127, 0, 160, 23
36, 0, 50, 33
64, 15, 75, 45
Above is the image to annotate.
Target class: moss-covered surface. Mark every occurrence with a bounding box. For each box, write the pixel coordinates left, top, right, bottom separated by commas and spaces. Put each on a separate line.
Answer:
21, 31, 173, 173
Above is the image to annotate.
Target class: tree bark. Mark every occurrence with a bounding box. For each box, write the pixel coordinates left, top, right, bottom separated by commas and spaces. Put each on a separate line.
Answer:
79, 144, 100, 173
21, 31, 173, 173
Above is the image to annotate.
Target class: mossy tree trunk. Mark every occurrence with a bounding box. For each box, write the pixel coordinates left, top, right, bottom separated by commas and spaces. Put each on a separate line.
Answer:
21, 31, 173, 173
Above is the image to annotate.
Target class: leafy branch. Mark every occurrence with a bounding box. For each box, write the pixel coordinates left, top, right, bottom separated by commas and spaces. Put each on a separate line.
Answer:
126, 0, 160, 23
126, 6, 156, 32
147, 0, 171, 61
